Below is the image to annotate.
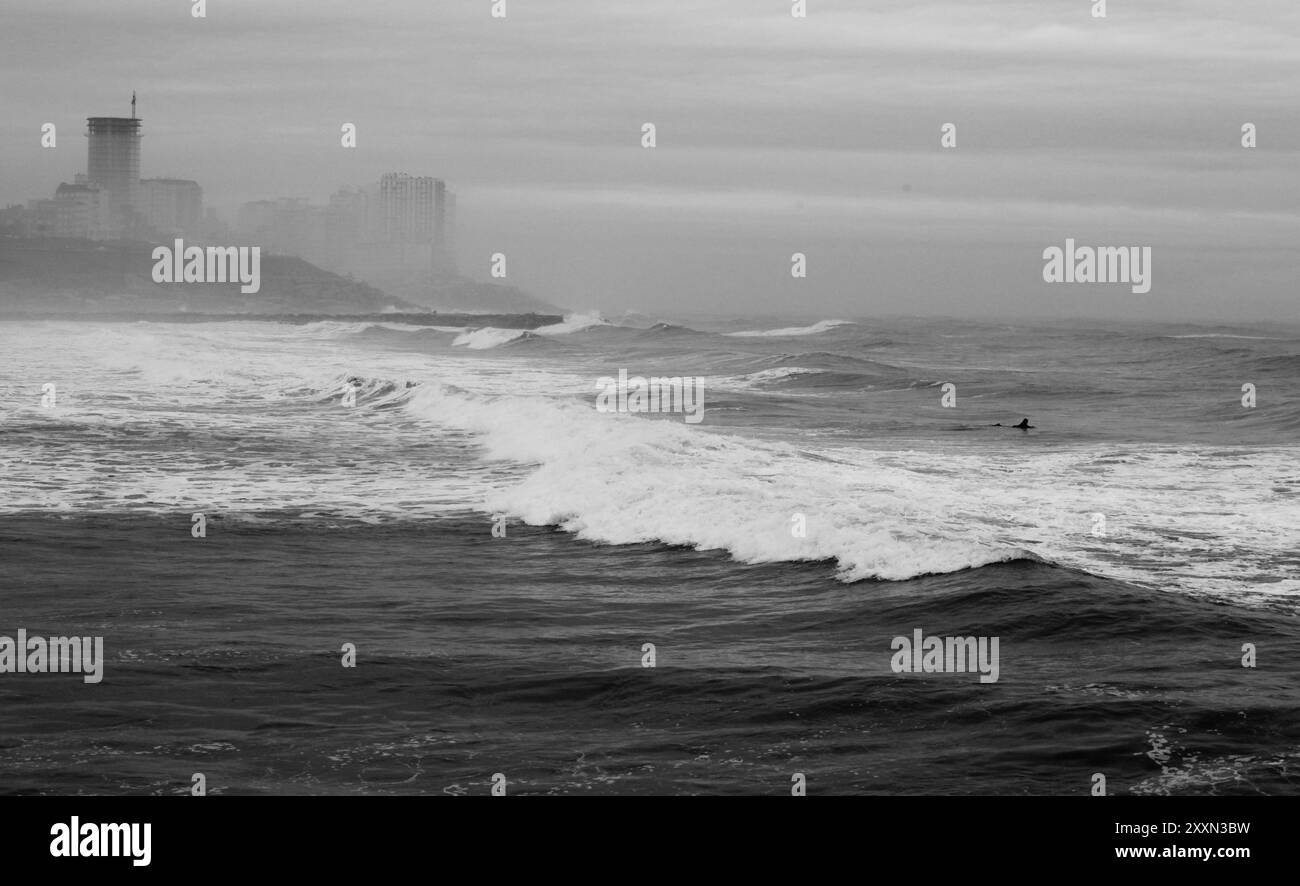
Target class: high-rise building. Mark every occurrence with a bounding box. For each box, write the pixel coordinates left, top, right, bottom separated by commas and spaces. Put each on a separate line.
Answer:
440, 191, 457, 273
432, 178, 446, 251
139, 178, 202, 238
376, 173, 456, 273
51, 182, 112, 240
85, 95, 143, 234
378, 173, 436, 242
227, 173, 458, 303
22, 183, 112, 241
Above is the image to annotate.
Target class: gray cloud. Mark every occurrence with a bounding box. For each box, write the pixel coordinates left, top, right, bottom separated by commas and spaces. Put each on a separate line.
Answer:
2, 0, 1296, 320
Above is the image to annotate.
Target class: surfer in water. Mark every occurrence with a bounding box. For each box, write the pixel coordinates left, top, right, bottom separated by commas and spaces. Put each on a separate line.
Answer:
992, 418, 1034, 430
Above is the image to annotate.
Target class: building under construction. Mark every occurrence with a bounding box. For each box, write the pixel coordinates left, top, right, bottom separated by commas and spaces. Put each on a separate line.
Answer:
85, 93, 142, 235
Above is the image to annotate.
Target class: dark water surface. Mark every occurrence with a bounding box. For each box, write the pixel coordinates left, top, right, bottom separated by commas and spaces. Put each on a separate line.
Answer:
1, 316, 1297, 794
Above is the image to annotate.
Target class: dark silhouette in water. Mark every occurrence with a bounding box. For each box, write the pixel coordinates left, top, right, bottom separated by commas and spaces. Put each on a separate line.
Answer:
992, 418, 1034, 429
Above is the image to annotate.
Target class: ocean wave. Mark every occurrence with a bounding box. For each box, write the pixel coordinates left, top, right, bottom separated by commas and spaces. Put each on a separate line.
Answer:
296, 320, 465, 339
1253, 354, 1300, 373
402, 383, 1034, 582
637, 322, 706, 338
727, 320, 853, 338
715, 367, 825, 390
758, 351, 896, 371
1165, 333, 1285, 340
452, 327, 528, 349
4, 320, 1298, 605
533, 312, 611, 336
395, 382, 1300, 599
452, 319, 597, 349
716, 353, 908, 391
721, 367, 894, 392
316, 374, 419, 407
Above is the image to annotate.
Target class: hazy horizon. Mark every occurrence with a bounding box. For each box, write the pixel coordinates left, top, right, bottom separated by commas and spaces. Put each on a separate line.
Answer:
3, 0, 1297, 321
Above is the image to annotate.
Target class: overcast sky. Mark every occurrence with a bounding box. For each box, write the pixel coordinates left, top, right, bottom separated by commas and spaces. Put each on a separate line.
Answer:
2, 0, 1297, 321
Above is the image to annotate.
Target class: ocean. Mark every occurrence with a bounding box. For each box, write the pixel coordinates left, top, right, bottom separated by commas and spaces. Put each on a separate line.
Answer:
1, 314, 1297, 796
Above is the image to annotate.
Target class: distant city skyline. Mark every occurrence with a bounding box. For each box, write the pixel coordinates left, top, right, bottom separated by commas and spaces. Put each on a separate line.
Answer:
4, 91, 460, 303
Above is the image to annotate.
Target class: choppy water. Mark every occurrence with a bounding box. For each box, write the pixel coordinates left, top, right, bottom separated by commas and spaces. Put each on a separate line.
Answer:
1, 314, 1297, 795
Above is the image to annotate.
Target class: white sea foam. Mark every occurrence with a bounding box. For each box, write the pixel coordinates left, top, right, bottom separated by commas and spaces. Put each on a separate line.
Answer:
534, 312, 610, 336
452, 327, 527, 349
2, 321, 1296, 603
400, 382, 1300, 594
453, 313, 609, 349
404, 383, 1300, 597
301, 321, 465, 338
727, 319, 852, 337
713, 366, 824, 390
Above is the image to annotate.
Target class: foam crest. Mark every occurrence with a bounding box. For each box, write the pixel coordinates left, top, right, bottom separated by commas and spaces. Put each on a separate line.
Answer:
453, 327, 528, 349
727, 319, 853, 337
404, 384, 1026, 581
